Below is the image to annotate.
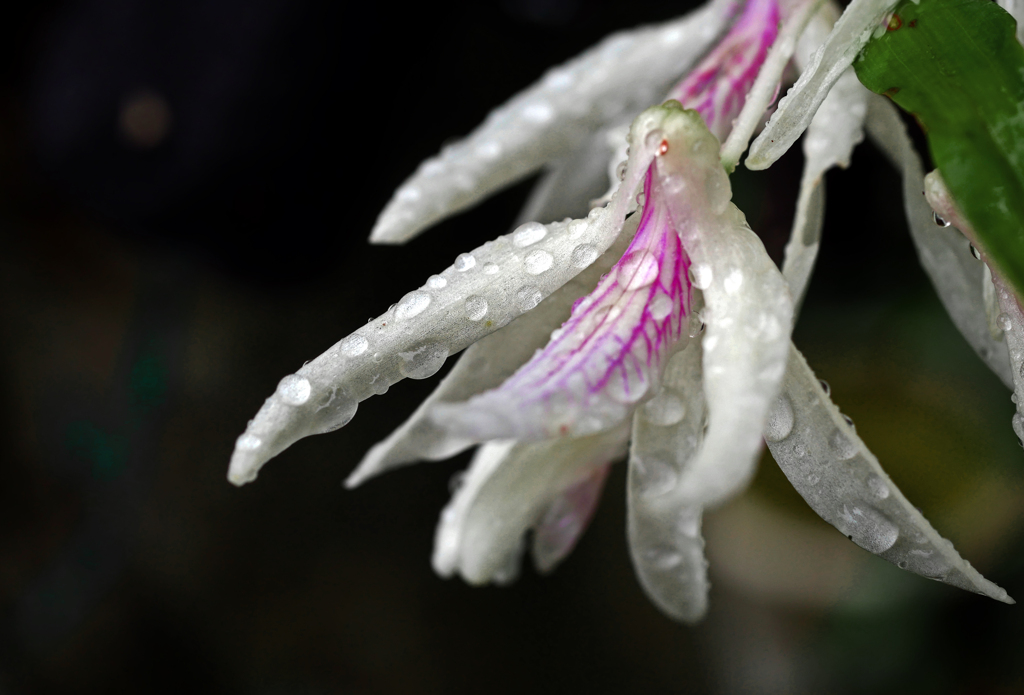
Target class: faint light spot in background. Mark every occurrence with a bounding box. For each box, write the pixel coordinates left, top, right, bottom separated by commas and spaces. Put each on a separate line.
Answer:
118, 90, 172, 148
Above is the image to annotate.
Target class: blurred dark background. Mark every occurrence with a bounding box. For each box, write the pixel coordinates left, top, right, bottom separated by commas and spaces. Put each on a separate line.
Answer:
1, 0, 1023, 693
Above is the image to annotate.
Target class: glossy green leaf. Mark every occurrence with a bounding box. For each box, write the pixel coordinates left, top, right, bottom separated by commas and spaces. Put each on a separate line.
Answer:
855, 0, 1024, 295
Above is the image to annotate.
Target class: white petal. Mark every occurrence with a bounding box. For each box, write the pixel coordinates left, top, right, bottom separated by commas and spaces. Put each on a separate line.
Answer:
532, 464, 612, 573
432, 427, 629, 585
719, 0, 825, 170
746, 0, 899, 170
865, 96, 1014, 388
782, 66, 869, 307
991, 275, 1024, 447
997, 0, 1024, 45
765, 343, 1014, 604
628, 341, 710, 623
370, 0, 734, 244
228, 130, 658, 486
346, 212, 638, 488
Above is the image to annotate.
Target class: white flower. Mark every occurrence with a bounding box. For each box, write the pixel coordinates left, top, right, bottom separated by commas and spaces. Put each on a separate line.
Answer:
227, 0, 1014, 622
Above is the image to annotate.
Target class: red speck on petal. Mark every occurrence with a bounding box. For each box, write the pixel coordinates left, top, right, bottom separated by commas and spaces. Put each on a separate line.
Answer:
658, 139, 669, 156
559, 424, 569, 436
887, 13, 902, 30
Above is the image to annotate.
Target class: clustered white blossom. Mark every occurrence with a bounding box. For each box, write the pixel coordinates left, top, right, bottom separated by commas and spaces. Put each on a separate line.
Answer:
227, 0, 1024, 621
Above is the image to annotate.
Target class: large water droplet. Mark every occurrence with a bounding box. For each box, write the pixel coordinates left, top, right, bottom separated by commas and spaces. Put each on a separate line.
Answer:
636, 457, 678, 498
998, 312, 1013, 332
970, 244, 982, 260
764, 395, 794, 442
828, 427, 858, 460
866, 473, 890, 500
607, 367, 648, 404
312, 389, 358, 433
235, 433, 262, 451
454, 253, 476, 272
819, 379, 831, 396
648, 293, 673, 321
568, 220, 589, 239
570, 244, 599, 268
524, 249, 554, 275
398, 343, 449, 379
339, 334, 368, 357
620, 251, 659, 290
517, 286, 543, 311
688, 263, 712, 289
277, 374, 312, 406
837, 503, 899, 554
933, 211, 950, 227
427, 275, 447, 289
395, 291, 431, 319
512, 221, 547, 247
464, 296, 488, 321
643, 391, 685, 426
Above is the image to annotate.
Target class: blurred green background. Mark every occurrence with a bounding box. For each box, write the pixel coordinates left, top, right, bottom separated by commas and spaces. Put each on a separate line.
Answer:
1, 0, 1023, 693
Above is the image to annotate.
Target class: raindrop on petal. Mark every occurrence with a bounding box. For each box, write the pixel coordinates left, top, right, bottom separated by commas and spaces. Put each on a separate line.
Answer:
512, 222, 547, 247
688, 263, 712, 289
395, 291, 431, 319
570, 244, 599, 269
454, 253, 476, 271
464, 296, 489, 321
517, 286, 543, 311
764, 395, 794, 442
524, 249, 554, 275
277, 374, 312, 406
398, 343, 449, 379
339, 334, 368, 357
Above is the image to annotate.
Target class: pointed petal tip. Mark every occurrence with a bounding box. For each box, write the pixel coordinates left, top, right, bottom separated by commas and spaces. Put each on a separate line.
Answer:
227, 446, 264, 487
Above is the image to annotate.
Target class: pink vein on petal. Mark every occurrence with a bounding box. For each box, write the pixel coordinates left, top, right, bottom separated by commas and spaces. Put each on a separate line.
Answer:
667, 0, 780, 141
434, 165, 693, 440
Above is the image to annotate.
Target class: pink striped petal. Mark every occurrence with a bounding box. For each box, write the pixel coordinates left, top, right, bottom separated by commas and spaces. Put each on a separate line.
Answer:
668, 0, 781, 140
532, 463, 612, 573
433, 162, 694, 441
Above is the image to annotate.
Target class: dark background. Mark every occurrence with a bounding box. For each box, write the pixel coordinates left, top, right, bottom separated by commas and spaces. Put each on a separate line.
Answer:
2, 0, 1023, 693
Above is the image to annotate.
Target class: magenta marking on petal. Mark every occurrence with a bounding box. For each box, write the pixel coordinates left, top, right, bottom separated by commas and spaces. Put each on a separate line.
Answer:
439, 165, 695, 440
667, 0, 780, 140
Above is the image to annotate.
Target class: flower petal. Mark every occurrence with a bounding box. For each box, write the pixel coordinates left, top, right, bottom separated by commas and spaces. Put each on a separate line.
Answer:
745, 0, 899, 170
433, 165, 693, 441
369, 0, 735, 244
657, 116, 795, 511
346, 212, 639, 488
628, 341, 711, 624
718, 0, 823, 169
433, 427, 629, 585
996, 0, 1024, 45
532, 463, 612, 573
782, 68, 868, 307
865, 96, 1014, 389
765, 343, 1014, 604
229, 124, 662, 486
669, 0, 781, 143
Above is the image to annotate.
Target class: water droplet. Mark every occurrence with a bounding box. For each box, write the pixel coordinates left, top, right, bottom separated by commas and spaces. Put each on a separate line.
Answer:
607, 368, 648, 404
395, 291, 431, 319
464, 296, 488, 321
483, 262, 499, 275
764, 395, 794, 442
867, 473, 890, 500
277, 374, 312, 406
644, 128, 665, 152
837, 503, 899, 554
615, 161, 628, 181
620, 251, 659, 290
828, 427, 858, 460
842, 414, 854, 428
998, 313, 1013, 332
523, 101, 554, 123
570, 244, 599, 268
427, 275, 447, 289
723, 268, 743, 294
517, 286, 543, 311
933, 211, 950, 227
312, 389, 358, 433
646, 548, 683, 570
971, 244, 982, 260
474, 141, 502, 160
235, 433, 262, 451
636, 457, 678, 498
819, 379, 831, 396
898, 560, 908, 569
688, 263, 712, 289
340, 334, 368, 357
568, 220, 589, 239
524, 249, 554, 275
648, 293, 673, 320
398, 343, 449, 379
512, 221, 547, 247
643, 391, 685, 426
635, 191, 645, 206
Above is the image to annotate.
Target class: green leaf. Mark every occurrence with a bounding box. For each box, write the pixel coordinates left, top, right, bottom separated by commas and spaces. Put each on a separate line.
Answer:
855, 0, 1024, 296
